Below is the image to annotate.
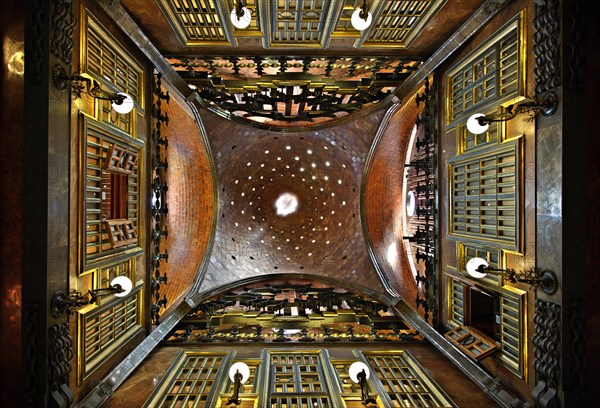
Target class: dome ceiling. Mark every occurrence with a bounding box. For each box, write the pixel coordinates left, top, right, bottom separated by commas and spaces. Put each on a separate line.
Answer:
199, 107, 387, 293
115, 0, 486, 297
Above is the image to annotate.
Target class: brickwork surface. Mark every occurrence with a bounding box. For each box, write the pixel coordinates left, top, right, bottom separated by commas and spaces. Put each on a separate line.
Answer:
162, 98, 214, 306
364, 95, 420, 309
200, 108, 388, 294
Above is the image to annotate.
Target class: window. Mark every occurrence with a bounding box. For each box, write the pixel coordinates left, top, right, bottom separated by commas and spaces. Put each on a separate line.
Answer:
265, 350, 334, 407
143, 352, 229, 407
469, 287, 499, 340
362, 351, 455, 407
446, 276, 526, 376
449, 139, 521, 250
81, 116, 143, 270
77, 284, 142, 383
446, 13, 524, 127
83, 10, 144, 134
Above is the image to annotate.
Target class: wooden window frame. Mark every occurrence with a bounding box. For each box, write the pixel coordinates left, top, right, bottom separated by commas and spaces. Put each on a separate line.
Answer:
445, 12, 526, 129
77, 283, 143, 383
80, 114, 144, 274
448, 137, 523, 251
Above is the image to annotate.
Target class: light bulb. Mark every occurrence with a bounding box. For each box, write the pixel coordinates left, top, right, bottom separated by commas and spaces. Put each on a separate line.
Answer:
466, 113, 489, 135
349, 361, 370, 383
229, 362, 250, 384
112, 93, 134, 114
351, 8, 372, 30
466, 257, 488, 279
110, 276, 133, 297
231, 7, 251, 29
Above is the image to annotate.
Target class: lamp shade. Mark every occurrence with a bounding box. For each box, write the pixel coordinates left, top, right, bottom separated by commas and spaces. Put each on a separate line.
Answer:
466, 113, 489, 135
349, 361, 370, 383
231, 7, 251, 29
351, 8, 372, 30
229, 362, 250, 384
406, 191, 416, 217
112, 93, 134, 114
466, 257, 489, 279
110, 276, 133, 297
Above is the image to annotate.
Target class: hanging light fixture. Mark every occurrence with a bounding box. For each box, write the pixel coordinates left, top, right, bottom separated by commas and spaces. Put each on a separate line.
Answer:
52, 64, 135, 114
112, 92, 135, 114
231, 0, 251, 29
50, 276, 134, 317
351, 0, 372, 31
466, 257, 558, 295
349, 361, 377, 405
466, 91, 558, 135
227, 362, 250, 405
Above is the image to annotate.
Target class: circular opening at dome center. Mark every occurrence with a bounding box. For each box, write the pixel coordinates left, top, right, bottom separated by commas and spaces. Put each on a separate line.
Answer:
275, 193, 299, 217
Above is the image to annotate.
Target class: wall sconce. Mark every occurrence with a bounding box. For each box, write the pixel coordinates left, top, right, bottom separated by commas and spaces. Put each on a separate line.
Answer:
50, 276, 133, 318
466, 257, 558, 295
52, 64, 135, 114
466, 91, 558, 134
349, 362, 377, 406
227, 362, 250, 405
231, 0, 251, 29
351, 0, 372, 30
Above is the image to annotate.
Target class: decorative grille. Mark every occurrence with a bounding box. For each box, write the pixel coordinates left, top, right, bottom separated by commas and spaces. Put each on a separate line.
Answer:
448, 277, 465, 327
81, 116, 142, 268
77, 284, 142, 382
363, 0, 442, 47
447, 277, 526, 376
270, 0, 328, 46
498, 291, 526, 377
449, 139, 521, 250
447, 15, 523, 126
143, 352, 229, 407
362, 351, 455, 407
83, 11, 144, 133
457, 116, 501, 154
458, 242, 502, 286
157, 0, 229, 45
267, 350, 333, 407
